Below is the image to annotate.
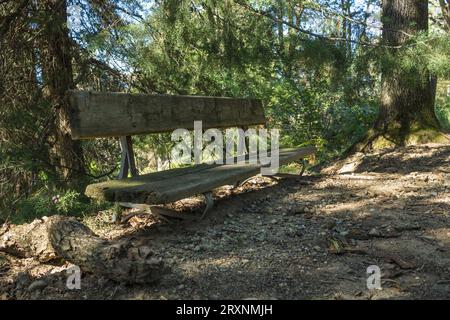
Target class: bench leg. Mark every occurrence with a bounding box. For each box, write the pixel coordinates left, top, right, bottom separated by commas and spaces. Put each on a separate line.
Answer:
116, 194, 216, 222
111, 203, 126, 224
118, 136, 138, 179
232, 176, 257, 189
299, 159, 307, 176
201, 192, 214, 219
108, 202, 151, 224
111, 211, 120, 223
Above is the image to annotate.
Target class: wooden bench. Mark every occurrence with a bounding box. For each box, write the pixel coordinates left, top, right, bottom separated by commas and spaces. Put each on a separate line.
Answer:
67, 91, 316, 218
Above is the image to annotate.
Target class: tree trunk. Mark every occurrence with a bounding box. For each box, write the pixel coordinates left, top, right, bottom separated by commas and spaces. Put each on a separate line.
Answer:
0, 216, 166, 284
276, 0, 285, 53
40, 0, 84, 180
439, 0, 450, 32
351, 0, 450, 152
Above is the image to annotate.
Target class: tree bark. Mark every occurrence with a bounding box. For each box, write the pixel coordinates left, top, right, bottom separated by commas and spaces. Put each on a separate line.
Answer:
40, 0, 84, 180
374, 0, 441, 144
0, 216, 166, 284
345, 0, 450, 155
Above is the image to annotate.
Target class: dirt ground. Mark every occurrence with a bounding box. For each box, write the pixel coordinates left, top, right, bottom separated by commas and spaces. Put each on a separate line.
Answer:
1, 144, 449, 300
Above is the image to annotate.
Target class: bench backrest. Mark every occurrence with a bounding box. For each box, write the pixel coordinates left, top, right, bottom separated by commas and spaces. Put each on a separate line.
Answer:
67, 91, 266, 139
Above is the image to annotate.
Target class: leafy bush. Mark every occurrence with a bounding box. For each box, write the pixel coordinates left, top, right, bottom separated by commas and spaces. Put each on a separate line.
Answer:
55, 190, 85, 215
11, 189, 102, 224
15, 193, 56, 224
436, 100, 450, 130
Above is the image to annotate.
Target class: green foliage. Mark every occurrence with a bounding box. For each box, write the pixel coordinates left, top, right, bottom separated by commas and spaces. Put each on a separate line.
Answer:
101, 0, 383, 165
9, 189, 107, 224
401, 32, 450, 79
15, 193, 55, 223
55, 190, 84, 215
436, 98, 450, 130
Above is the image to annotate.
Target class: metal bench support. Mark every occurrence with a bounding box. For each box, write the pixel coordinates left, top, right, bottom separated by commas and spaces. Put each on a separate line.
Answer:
201, 192, 214, 219
299, 159, 306, 176
113, 136, 138, 222
118, 136, 138, 179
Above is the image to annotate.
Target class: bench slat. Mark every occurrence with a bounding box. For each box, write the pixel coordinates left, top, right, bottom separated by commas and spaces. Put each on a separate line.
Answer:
67, 91, 266, 139
85, 147, 316, 204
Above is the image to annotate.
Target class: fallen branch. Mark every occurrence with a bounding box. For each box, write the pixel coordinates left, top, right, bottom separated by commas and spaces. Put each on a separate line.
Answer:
0, 215, 166, 284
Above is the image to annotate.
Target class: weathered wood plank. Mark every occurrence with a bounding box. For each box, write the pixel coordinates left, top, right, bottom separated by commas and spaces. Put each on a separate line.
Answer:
85, 147, 316, 204
67, 91, 266, 139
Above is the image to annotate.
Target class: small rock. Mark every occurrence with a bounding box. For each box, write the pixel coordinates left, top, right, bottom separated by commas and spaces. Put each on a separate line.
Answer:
292, 206, 305, 214
384, 167, 398, 173
27, 280, 47, 292
14, 272, 31, 290
338, 162, 359, 174
256, 234, 266, 242
339, 230, 349, 237
368, 228, 381, 236
285, 228, 295, 236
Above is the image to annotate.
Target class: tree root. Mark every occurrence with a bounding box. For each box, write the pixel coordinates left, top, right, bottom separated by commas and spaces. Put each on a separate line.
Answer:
345, 128, 450, 156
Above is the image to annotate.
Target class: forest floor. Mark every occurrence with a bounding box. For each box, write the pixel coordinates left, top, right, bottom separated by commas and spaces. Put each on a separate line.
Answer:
1, 144, 450, 300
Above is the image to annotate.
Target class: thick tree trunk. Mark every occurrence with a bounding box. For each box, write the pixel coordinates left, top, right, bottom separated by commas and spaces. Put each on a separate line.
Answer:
0, 216, 166, 284
350, 0, 450, 152
40, 0, 84, 180
375, 0, 441, 144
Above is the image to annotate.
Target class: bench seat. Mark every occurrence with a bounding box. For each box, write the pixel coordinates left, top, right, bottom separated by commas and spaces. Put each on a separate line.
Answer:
67, 91, 317, 213
85, 147, 315, 204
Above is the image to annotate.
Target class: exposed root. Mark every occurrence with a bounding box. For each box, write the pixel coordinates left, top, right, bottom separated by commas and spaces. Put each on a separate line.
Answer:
346, 128, 450, 156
